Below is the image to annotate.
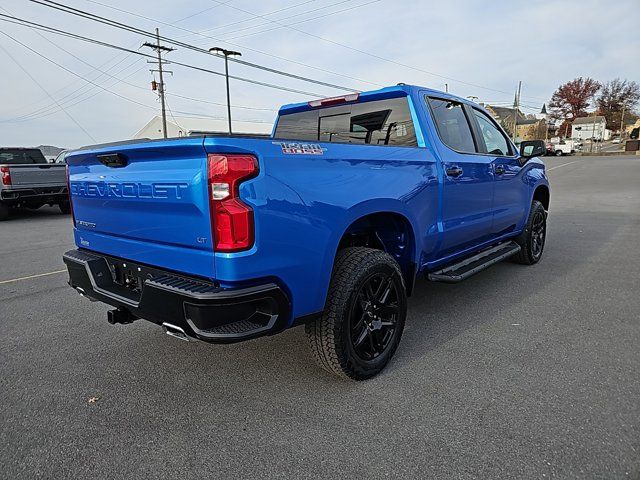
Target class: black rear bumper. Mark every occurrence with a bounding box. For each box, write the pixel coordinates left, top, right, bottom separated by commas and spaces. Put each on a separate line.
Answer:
0, 186, 67, 204
63, 249, 291, 344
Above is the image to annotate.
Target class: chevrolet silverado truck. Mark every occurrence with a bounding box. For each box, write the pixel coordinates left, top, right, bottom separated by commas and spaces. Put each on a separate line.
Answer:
0, 147, 69, 220
63, 85, 549, 380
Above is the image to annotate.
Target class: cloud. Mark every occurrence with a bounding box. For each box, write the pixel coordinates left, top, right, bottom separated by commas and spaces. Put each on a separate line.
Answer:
0, 0, 638, 147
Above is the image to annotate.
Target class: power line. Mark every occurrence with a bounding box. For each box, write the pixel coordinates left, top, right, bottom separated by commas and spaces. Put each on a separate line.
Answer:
28, 0, 363, 92
34, 0, 380, 89
202, 0, 549, 102
0, 30, 274, 126
225, 0, 384, 41
191, 0, 358, 39
1, 10, 278, 115
33, 0, 548, 103
3, 60, 146, 123
0, 32, 96, 141
172, 0, 235, 25
179, 0, 318, 36
0, 2, 143, 118
0, 14, 326, 98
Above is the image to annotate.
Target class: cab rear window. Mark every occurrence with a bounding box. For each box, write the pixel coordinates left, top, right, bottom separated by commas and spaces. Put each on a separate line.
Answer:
274, 97, 418, 147
0, 149, 47, 164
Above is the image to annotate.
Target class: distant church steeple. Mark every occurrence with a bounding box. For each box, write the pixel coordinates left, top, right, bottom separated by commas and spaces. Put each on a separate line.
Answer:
536, 103, 549, 121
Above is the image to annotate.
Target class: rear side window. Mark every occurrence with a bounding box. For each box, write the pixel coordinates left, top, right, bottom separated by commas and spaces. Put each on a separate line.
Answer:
274, 97, 418, 147
0, 149, 47, 164
472, 109, 512, 156
426, 97, 476, 153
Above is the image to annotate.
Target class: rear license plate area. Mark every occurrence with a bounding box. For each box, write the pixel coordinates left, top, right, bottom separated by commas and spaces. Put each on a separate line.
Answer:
106, 259, 154, 297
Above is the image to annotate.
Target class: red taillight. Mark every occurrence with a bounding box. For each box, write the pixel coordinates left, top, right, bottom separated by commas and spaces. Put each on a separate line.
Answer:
208, 154, 258, 252
66, 164, 75, 226
1, 166, 11, 186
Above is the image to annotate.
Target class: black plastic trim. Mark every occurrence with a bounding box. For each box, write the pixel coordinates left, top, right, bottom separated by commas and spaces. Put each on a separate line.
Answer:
63, 249, 291, 344
427, 241, 521, 283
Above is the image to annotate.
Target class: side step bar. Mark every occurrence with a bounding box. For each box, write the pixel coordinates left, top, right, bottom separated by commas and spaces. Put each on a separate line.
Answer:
427, 241, 521, 283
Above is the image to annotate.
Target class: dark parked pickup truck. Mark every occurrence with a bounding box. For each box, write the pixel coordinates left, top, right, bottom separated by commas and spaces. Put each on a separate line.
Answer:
63, 85, 550, 380
0, 147, 69, 220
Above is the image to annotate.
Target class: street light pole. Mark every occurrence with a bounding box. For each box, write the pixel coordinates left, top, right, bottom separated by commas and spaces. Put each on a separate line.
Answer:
209, 47, 242, 135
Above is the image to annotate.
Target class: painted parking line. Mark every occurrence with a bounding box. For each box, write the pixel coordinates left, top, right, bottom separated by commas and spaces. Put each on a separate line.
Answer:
0, 269, 66, 285
547, 160, 581, 171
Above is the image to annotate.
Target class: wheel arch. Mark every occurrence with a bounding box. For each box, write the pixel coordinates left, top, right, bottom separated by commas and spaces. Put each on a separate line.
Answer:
331, 202, 419, 296
532, 183, 550, 211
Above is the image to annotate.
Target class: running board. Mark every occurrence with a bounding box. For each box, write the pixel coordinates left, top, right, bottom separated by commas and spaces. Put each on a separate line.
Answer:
427, 241, 521, 283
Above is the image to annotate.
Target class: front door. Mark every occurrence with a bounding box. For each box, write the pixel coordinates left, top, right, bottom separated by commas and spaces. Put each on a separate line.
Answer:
469, 107, 528, 236
426, 97, 495, 257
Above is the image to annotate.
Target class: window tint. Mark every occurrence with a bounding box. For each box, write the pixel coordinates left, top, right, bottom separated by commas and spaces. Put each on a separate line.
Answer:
0, 149, 47, 164
273, 109, 319, 141
274, 97, 418, 147
319, 113, 351, 143
473, 109, 511, 156
427, 98, 476, 153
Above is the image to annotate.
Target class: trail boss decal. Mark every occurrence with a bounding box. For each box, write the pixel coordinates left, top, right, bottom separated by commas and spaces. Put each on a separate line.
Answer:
274, 142, 326, 155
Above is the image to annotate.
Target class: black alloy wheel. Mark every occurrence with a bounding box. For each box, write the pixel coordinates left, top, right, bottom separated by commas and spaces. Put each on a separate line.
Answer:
349, 273, 400, 361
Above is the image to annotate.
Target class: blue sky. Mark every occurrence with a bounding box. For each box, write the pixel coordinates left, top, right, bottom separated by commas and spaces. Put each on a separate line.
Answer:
1, 0, 638, 147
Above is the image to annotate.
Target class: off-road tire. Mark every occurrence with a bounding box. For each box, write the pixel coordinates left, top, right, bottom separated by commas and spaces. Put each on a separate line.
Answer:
305, 247, 407, 380
512, 200, 547, 265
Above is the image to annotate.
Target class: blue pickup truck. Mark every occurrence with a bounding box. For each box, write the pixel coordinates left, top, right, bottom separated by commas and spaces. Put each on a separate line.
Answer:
63, 84, 549, 380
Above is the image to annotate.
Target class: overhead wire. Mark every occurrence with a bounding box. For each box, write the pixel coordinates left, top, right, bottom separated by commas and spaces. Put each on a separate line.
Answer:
28, 0, 364, 92
0, 14, 328, 98
30, 0, 379, 89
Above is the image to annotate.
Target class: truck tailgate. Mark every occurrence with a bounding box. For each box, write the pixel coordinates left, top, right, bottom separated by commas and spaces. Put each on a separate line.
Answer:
8, 164, 66, 186
66, 138, 215, 278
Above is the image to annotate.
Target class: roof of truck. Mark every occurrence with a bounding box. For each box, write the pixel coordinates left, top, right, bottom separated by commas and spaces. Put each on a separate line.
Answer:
278, 84, 472, 115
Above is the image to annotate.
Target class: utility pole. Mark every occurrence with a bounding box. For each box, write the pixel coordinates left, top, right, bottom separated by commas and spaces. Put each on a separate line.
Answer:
445, 83, 448, 93
512, 81, 521, 143
209, 47, 242, 134
620, 103, 626, 141
143, 29, 174, 139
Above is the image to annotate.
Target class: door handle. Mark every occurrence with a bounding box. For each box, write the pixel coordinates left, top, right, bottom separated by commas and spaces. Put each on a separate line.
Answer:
446, 166, 463, 177
495, 165, 505, 175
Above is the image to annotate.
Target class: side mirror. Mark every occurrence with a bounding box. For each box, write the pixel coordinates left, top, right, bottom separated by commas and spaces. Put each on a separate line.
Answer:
520, 140, 546, 158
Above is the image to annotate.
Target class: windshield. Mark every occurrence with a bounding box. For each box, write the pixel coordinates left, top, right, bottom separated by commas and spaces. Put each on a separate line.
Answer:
0, 149, 47, 165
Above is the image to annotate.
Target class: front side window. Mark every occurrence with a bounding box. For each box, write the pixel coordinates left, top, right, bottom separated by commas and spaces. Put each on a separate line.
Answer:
426, 97, 476, 153
473, 109, 511, 156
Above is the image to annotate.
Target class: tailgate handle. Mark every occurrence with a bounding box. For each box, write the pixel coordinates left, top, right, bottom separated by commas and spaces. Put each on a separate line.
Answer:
97, 153, 128, 168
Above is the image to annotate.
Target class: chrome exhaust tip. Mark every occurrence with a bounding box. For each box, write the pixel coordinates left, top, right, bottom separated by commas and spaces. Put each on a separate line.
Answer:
162, 322, 191, 342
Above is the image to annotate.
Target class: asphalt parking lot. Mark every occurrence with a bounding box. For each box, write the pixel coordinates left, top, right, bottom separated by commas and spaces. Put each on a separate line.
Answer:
1, 155, 639, 479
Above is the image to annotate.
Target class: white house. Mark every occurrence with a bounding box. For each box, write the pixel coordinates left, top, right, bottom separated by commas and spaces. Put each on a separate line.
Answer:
571, 116, 607, 141
133, 115, 274, 139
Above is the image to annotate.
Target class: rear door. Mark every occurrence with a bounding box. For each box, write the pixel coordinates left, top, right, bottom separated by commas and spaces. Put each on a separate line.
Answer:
67, 138, 215, 277
426, 97, 495, 257
469, 107, 527, 236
